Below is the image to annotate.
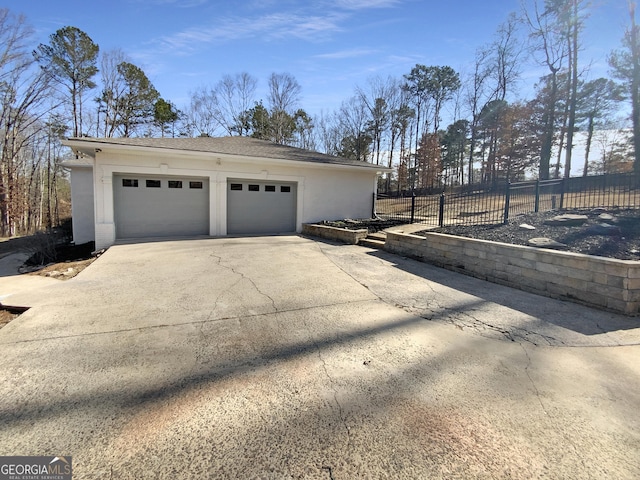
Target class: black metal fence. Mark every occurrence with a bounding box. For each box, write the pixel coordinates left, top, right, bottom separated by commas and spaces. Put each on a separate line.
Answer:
375, 173, 640, 227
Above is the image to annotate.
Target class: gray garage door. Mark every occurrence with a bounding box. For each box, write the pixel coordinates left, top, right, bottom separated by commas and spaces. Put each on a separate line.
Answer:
227, 180, 296, 235
114, 174, 209, 239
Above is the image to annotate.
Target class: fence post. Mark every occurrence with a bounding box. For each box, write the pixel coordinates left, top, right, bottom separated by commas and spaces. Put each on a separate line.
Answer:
534, 179, 540, 213
503, 182, 511, 224
559, 177, 566, 210
372, 191, 377, 218
438, 193, 445, 227
410, 194, 416, 224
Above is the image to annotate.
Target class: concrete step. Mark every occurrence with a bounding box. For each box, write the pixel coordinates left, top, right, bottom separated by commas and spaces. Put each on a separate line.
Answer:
368, 232, 387, 241
358, 238, 386, 249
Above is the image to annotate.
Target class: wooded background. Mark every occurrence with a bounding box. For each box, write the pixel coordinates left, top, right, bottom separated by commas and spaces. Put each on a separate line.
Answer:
1, 1, 639, 237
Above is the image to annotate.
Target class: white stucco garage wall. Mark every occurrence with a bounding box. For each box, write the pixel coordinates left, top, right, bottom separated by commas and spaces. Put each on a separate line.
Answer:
69, 166, 95, 245
70, 145, 382, 250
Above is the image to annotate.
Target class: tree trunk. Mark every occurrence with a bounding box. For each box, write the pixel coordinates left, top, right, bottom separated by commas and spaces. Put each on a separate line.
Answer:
540, 72, 558, 180
555, 86, 570, 179
387, 130, 397, 193
72, 78, 79, 137
583, 115, 594, 176
468, 121, 478, 185
564, 0, 580, 179
630, 4, 640, 176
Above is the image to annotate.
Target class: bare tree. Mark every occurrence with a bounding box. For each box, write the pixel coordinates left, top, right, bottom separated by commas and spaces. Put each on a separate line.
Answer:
267, 72, 301, 112
337, 95, 372, 162
187, 85, 219, 137
472, 14, 524, 184
214, 72, 257, 135
491, 13, 524, 102
524, 0, 567, 179
609, 2, 640, 175
96, 48, 127, 137
0, 9, 33, 84
267, 72, 302, 144
594, 124, 633, 174
356, 76, 397, 165
465, 47, 493, 184
0, 9, 55, 235
546, 0, 589, 178
314, 111, 341, 156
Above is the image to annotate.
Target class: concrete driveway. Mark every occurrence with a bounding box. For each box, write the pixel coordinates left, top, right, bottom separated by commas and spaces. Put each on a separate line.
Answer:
0, 235, 639, 479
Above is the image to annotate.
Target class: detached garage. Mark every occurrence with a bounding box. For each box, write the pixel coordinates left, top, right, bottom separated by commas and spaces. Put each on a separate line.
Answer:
63, 136, 389, 250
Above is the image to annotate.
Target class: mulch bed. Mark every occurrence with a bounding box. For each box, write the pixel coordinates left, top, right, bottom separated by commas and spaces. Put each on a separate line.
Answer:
319, 218, 407, 233
415, 209, 640, 261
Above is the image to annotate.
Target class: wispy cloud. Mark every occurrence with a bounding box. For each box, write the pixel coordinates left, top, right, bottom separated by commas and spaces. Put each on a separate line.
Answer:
154, 12, 345, 53
334, 0, 400, 10
314, 48, 379, 59
132, 0, 209, 7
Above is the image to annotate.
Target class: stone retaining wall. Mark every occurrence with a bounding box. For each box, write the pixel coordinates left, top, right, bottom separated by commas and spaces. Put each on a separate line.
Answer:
385, 230, 640, 316
302, 224, 368, 245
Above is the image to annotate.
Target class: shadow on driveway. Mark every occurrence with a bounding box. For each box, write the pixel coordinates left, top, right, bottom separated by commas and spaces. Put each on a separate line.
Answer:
367, 248, 640, 335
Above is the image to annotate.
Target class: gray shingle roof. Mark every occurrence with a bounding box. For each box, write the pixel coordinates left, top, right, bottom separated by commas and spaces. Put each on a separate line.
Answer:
65, 136, 388, 170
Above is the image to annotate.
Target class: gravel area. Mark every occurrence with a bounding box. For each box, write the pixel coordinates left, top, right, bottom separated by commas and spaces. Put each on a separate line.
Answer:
416, 209, 640, 261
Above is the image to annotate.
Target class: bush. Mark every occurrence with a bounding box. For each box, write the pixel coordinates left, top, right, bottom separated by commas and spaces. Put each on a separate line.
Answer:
24, 228, 69, 266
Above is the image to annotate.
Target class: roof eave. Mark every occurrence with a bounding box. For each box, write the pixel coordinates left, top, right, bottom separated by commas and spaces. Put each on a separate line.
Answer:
61, 138, 391, 174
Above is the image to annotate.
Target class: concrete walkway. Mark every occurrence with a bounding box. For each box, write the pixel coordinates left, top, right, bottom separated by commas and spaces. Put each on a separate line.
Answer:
0, 236, 639, 479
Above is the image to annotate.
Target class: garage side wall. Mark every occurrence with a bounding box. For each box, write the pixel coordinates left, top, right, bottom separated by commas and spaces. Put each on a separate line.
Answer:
70, 166, 95, 245
301, 168, 376, 223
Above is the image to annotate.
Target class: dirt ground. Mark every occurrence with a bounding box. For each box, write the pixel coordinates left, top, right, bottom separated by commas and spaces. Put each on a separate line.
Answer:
25, 258, 97, 279
0, 235, 97, 329
0, 310, 16, 328
417, 208, 640, 261
0, 235, 97, 280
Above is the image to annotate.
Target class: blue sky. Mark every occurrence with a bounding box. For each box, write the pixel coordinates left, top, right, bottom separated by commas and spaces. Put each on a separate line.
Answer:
8, 0, 632, 119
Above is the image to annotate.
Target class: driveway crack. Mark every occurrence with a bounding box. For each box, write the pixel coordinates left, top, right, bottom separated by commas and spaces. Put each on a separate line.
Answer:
321, 465, 335, 480
318, 350, 352, 449
444, 309, 562, 346
210, 252, 278, 313
193, 320, 207, 370
520, 343, 549, 416
519, 342, 584, 466
314, 244, 384, 303
301, 316, 352, 451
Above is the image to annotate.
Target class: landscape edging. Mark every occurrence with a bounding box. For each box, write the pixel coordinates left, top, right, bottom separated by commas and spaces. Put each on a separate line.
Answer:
385, 230, 640, 316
